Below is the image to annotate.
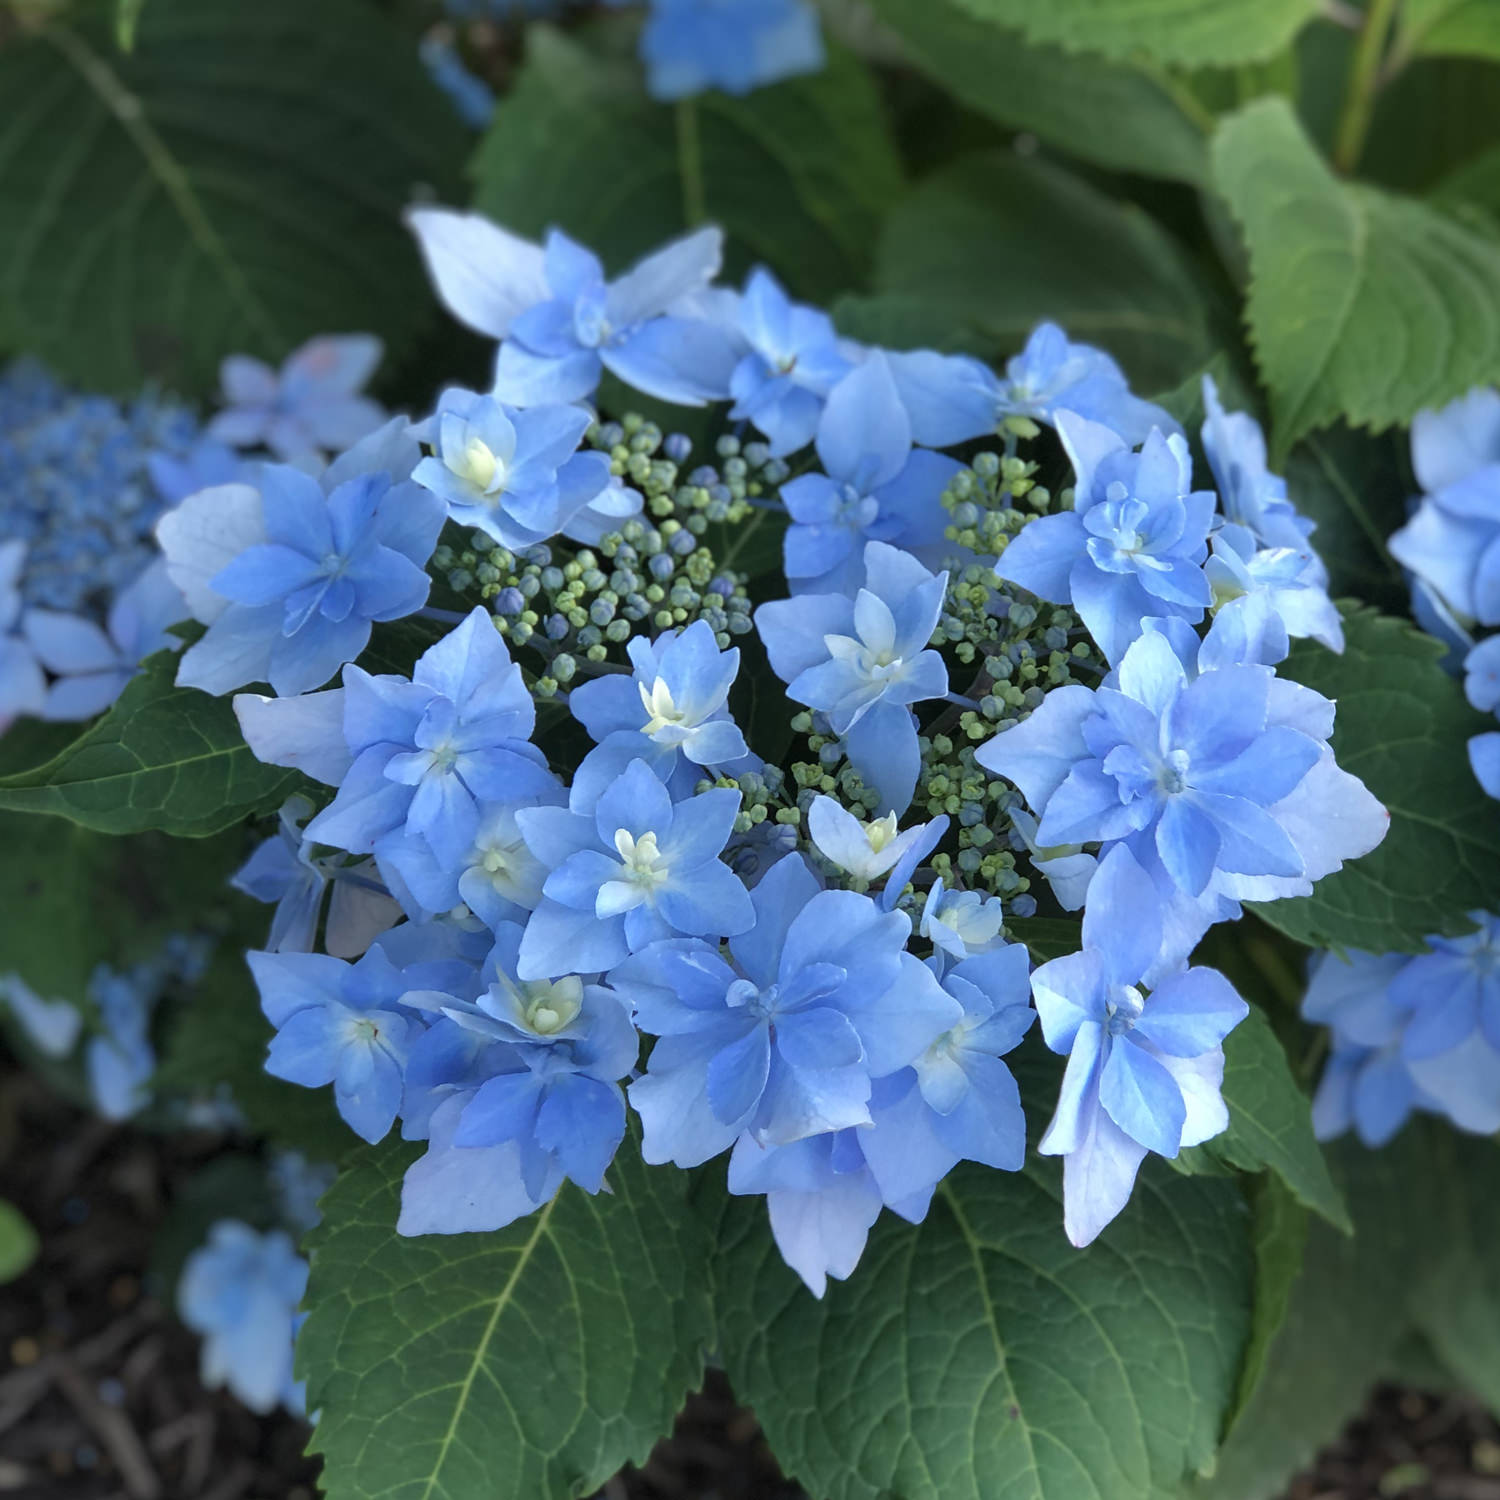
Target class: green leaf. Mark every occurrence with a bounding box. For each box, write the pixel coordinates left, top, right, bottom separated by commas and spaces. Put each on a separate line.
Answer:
0, 811, 243, 1009
471, 27, 902, 304
0, 649, 302, 837
1400, 0, 1500, 63
115, 0, 146, 50
1005, 915, 1083, 962
943, 0, 1318, 68
867, 0, 1211, 184
1212, 96, 1500, 453
1189, 1129, 1441, 1500
300, 1136, 715, 1500
0, 0, 466, 396
1407, 1132, 1500, 1416
1251, 609, 1500, 954
0, 1200, 38, 1285
709, 1142, 1252, 1500
1283, 426, 1410, 615
1432, 140, 1500, 234
835, 151, 1217, 392
1179, 1005, 1349, 1233
1226, 1176, 1306, 1435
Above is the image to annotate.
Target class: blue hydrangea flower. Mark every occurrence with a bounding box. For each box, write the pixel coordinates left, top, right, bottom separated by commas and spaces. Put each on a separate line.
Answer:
1204, 522, 1343, 665
638, 0, 825, 100
178, 1220, 308, 1416
779, 353, 962, 594
1303, 938, 1500, 1144
208, 334, 386, 465
232, 795, 401, 957
420, 33, 497, 129
404, 924, 638, 1201
757, 541, 949, 813
249, 944, 422, 1143
1200, 375, 1316, 555
727, 946, 1033, 1297
299, 608, 557, 872
376, 782, 566, 929
567, 619, 750, 807
994, 413, 1214, 664
146, 436, 249, 506
615, 852, 958, 1166
1030, 845, 1248, 1247
515, 759, 753, 979
885, 323, 1176, 450
919, 877, 1006, 960
1465, 636, 1500, 796
85, 963, 160, 1121
409, 388, 611, 549
805, 795, 944, 889
0, 972, 83, 1058
979, 622, 1388, 972
408, 209, 732, 409
267, 1150, 336, 1235
1390, 385, 1500, 627
0, 541, 45, 728
164, 425, 446, 698
725, 267, 852, 456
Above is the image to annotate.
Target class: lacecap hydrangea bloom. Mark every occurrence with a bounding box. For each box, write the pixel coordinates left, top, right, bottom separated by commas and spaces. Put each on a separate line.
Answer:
156, 206, 1391, 1280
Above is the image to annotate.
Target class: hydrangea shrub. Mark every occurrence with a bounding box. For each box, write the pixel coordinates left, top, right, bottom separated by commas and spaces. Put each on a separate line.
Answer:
3, 1, 1500, 1498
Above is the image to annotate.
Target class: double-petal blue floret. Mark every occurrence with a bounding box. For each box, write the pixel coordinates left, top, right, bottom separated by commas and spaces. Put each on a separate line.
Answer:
758, 540, 948, 813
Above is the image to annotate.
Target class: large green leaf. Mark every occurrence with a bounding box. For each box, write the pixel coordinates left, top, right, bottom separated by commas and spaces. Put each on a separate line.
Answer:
0, 1200, 38, 1285
471, 27, 902, 304
1433, 141, 1500, 233
1226, 1176, 1306, 1435
1399, 0, 1500, 63
1178, 1006, 1349, 1232
1189, 1129, 1442, 1500
0, 810, 243, 1008
1251, 609, 1500, 954
708, 1143, 1252, 1500
835, 152, 1217, 392
300, 1136, 715, 1500
1212, 96, 1500, 453
0, 0, 465, 395
868, 0, 1211, 184
1283, 426, 1410, 616
944, 0, 1318, 68
0, 649, 302, 837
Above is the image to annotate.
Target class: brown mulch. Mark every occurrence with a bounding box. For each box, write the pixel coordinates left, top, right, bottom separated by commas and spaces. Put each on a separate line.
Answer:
3, 1057, 1499, 1500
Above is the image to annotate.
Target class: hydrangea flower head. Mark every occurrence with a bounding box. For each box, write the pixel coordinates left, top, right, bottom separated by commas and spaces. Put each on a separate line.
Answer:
515, 759, 753, 978
639, 0, 825, 101
178, 1220, 308, 1416
1030, 845, 1248, 1246
994, 413, 1214, 663
208, 334, 386, 465
0, 541, 45, 727
410, 388, 610, 548
757, 540, 948, 813
779, 354, 962, 593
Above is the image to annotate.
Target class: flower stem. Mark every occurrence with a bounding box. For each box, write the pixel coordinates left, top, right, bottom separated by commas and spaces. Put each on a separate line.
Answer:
676, 98, 707, 227
1332, 0, 1401, 175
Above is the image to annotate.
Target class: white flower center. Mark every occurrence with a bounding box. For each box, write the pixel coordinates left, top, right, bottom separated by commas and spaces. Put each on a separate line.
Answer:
639, 677, 688, 737
613, 828, 669, 890
520, 975, 583, 1036
864, 812, 899, 854
453, 434, 507, 495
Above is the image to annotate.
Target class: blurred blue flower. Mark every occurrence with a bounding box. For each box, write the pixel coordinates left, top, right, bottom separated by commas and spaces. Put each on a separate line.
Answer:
638, 0, 824, 100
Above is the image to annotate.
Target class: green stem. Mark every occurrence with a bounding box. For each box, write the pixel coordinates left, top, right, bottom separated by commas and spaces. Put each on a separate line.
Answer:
1332, 0, 1403, 175
675, 97, 706, 227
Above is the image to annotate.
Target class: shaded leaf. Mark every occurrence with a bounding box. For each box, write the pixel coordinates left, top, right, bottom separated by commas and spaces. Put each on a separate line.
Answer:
1400, 0, 1500, 64
1212, 97, 1500, 453
300, 1135, 715, 1500
0, 1201, 38, 1285
0, 0, 466, 395
1251, 609, 1500, 953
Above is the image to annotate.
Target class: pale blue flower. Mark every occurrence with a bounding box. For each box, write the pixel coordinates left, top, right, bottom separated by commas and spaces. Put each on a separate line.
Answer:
208, 334, 385, 465
757, 541, 948, 813
515, 759, 752, 979
805, 795, 943, 888
0, 973, 83, 1058
726, 268, 852, 456
0, 540, 45, 727
249, 945, 421, 1143
178, 1220, 308, 1416
639, 0, 824, 100
1200, 375, 1315, 555
919, 877, 1006, 960
617, 853, 957, 1166
994, 413, 1214, 664
885, 323, 1176, 450
1205, 522, 1343, 664
302, 607, 556, 872
409, 388, 610, 549
1030, 845, 1247, 1247
780, 354, 962, 594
